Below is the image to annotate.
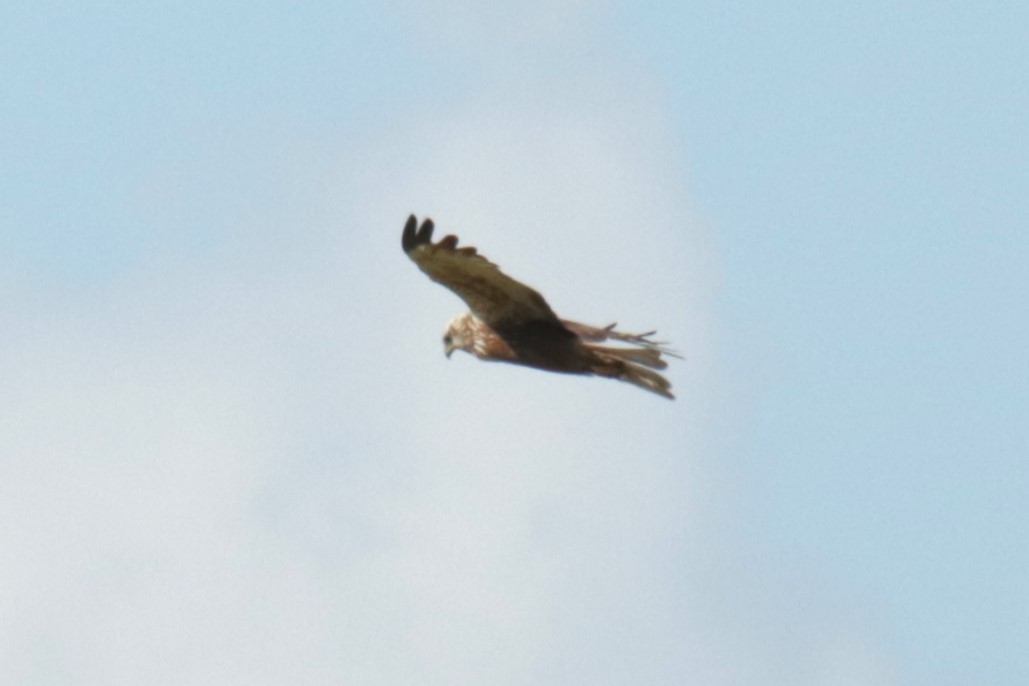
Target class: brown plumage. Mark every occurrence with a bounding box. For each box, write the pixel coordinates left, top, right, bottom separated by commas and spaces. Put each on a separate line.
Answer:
401, 214, 680, 399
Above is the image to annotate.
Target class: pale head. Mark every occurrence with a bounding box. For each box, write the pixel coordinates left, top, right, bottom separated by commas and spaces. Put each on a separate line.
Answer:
442, 313, 476, 358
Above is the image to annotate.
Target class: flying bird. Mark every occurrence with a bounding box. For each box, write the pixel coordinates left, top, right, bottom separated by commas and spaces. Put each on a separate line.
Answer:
401, 215, 680, 399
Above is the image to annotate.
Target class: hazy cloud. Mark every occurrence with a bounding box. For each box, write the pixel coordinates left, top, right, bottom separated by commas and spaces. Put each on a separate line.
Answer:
0, 5, 903, 685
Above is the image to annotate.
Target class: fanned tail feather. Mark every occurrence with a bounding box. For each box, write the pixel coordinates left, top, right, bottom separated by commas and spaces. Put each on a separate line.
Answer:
589, 347, 675, 399
586, 344, 668, 370
618, 363, 674, 399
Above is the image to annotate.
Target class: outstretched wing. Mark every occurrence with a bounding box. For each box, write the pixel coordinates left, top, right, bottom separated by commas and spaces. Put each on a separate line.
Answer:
560, 320, 683, 358
561, 319, 682, 372
402, 215, 563, 330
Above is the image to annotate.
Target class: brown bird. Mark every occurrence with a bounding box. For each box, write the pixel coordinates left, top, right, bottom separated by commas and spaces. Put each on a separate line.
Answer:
401, 215, 680, 399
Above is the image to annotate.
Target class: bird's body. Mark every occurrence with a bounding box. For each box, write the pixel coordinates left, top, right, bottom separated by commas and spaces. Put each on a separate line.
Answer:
446, 313, 587, 372
402, 215, 679, 399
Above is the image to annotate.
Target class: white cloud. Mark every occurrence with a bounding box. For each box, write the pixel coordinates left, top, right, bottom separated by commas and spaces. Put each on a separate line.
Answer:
0, 94, 711, 686
0, 13, 900, 685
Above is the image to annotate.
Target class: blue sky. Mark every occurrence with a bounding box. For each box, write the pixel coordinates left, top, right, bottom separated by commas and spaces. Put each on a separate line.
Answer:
2, 2, 1026, 684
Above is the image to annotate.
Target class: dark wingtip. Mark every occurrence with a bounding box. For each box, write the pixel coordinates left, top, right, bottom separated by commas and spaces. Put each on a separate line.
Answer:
402, 215, 435, 253
402, 214, 418, 252
418, 218, 434, 244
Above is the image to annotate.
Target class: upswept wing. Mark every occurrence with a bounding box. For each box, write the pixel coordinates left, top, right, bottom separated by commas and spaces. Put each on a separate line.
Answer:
402, 215, 562, 329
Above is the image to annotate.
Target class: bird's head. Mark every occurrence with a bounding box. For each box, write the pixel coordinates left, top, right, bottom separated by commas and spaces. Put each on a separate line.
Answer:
442, 313, 474, 359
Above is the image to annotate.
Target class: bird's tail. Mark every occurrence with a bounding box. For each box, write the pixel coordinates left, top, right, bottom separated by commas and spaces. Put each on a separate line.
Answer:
588, 346, 675, 399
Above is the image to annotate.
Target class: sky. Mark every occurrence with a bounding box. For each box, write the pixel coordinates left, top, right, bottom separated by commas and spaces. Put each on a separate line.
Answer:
1, 2, 1027, 684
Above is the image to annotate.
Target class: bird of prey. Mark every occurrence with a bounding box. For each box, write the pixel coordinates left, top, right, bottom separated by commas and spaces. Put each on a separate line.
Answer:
401, 215, 680, 399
